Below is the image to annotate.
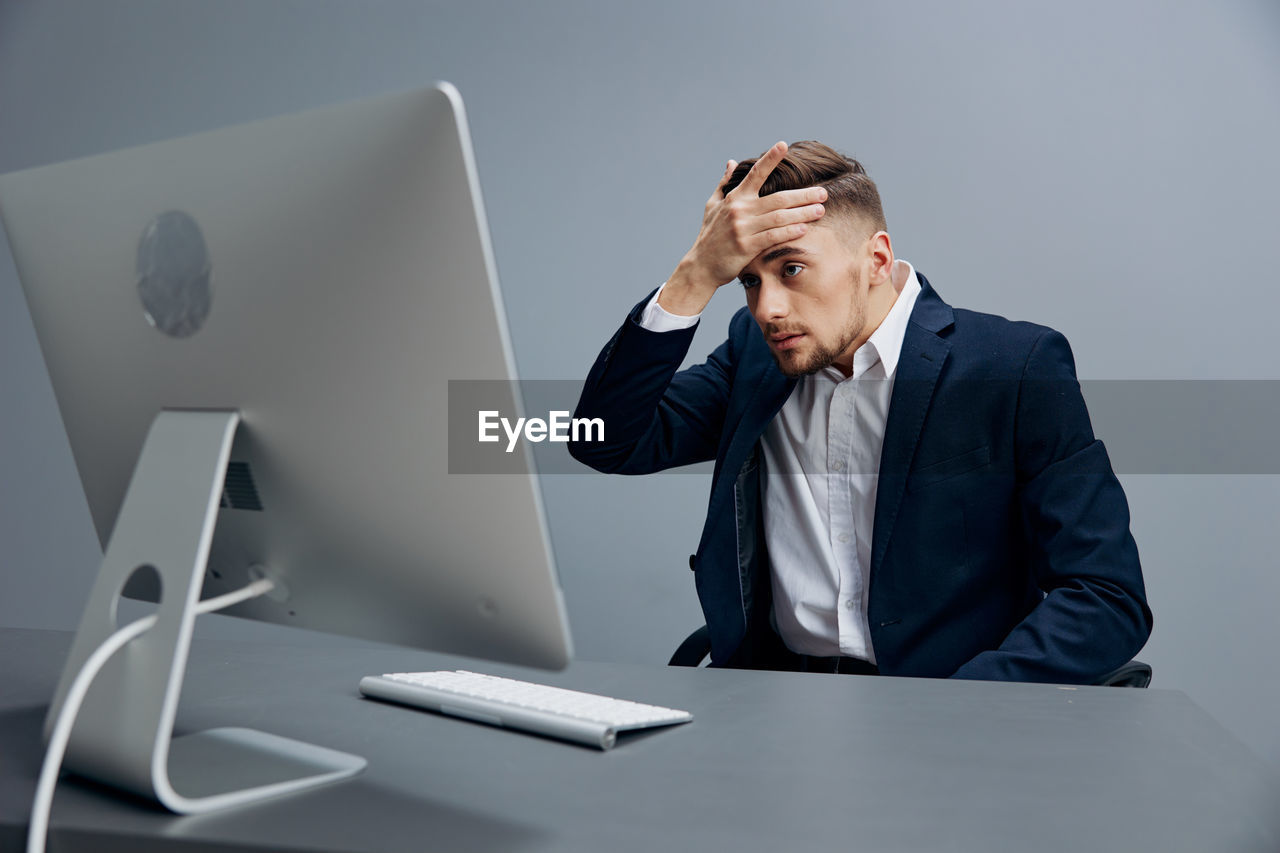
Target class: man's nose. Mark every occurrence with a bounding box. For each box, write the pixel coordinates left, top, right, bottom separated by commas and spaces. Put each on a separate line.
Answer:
752, 278, 789, 322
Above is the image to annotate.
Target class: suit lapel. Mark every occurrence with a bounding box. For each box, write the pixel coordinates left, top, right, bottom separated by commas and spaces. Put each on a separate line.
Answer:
725, 365, 793, 469
716, 321, 797, 475
870, 277, 953, 580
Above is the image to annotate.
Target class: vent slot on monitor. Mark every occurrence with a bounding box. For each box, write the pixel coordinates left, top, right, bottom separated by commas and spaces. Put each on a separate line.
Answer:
220, 461, 263, 511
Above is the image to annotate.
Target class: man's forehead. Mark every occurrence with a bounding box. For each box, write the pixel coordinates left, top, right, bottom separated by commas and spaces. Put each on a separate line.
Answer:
739, 224, 847, 276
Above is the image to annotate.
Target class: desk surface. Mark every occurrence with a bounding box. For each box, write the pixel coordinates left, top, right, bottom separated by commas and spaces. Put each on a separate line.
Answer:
1, 626, 1277, 852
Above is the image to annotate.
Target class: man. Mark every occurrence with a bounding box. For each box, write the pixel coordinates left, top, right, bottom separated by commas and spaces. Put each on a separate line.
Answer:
569, 141, 1152, 683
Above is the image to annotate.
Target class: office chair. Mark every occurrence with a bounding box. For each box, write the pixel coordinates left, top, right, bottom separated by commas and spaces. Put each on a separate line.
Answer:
668, 625, 1153, 687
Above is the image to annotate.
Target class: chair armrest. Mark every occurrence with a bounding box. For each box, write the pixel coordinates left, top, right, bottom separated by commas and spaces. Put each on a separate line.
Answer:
669, 625, 711, 667
1094, 659, 1152, 688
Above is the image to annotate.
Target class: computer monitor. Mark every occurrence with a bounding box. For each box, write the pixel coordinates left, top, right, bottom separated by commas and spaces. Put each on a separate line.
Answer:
0, 83, 573, 813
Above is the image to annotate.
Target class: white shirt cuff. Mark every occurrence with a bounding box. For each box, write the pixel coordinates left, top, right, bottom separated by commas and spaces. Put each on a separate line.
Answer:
638, 281, 702, 332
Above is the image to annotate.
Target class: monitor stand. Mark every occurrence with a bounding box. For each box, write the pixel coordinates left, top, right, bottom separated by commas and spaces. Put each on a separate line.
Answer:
44, 409, 365, 814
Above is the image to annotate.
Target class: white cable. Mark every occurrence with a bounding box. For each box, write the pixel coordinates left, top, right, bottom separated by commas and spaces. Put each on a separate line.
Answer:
193, 579, 277, 616
27, 578, 275, 853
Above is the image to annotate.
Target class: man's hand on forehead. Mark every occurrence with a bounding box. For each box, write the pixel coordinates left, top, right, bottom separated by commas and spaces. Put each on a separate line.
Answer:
660, 142, 827, 316
702, 142, 829, 285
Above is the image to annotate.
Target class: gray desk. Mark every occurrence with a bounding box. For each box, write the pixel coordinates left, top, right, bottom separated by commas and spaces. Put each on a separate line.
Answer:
2, 626, 1277, 852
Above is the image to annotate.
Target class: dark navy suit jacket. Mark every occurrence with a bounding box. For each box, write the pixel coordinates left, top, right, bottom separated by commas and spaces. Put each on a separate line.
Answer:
570, 274, 1152, 683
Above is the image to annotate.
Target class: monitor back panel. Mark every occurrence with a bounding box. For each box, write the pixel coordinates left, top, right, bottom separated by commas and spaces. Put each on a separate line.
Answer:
0, 85, 572, 668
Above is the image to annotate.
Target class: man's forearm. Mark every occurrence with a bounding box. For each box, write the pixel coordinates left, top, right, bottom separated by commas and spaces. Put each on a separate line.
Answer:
949, 570, 1152, 684
568, 290, 730, 475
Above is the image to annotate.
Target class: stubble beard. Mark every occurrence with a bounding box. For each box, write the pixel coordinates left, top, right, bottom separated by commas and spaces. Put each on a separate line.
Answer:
772, 287, 866, 378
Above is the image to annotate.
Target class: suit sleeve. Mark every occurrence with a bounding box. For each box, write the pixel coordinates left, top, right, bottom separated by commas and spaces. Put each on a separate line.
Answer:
567, 290, 737, 475
950, 329, 1154, 683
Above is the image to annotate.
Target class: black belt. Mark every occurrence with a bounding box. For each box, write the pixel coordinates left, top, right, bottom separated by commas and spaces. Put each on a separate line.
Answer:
798, 654, 880, 675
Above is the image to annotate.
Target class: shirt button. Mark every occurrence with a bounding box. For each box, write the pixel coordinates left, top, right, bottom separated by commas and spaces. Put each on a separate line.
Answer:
845, 600, 855, 610
831, 460, 845, 471
838, 533, 851, 544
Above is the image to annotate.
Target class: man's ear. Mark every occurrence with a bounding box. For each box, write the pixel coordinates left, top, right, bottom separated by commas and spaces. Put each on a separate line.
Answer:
867, 230, 894, 285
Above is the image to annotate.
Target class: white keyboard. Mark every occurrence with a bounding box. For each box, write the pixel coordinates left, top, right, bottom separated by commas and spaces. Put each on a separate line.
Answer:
359, 670, 692, 749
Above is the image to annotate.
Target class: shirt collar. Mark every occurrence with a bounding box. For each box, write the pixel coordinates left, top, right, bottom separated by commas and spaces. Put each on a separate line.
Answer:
867, 259, 921, 378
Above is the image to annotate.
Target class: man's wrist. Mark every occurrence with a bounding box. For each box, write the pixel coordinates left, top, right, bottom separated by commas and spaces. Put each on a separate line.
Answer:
639, 282, 701, 331
660, 259, 721, 316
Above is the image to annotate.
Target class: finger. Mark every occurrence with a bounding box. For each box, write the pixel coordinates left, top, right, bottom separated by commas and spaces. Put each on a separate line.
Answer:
753, 185, 828, 213
734, 141, 788, 197
708, 159, 738, 204
750, 203, 825, 234
745, 222, 813, 255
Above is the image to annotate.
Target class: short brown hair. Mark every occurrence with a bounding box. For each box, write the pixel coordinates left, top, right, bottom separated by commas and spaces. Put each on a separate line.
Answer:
722, 140, 886, 233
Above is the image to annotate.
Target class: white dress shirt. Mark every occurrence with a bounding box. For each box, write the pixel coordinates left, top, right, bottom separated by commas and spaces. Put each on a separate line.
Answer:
640, 261, 922, 662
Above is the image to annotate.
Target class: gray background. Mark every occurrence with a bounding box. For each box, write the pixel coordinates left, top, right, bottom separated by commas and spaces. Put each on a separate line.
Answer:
2, 0, 1278, 767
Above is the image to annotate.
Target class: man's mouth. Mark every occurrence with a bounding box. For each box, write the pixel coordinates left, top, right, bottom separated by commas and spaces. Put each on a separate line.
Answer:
770, 332, 805, 351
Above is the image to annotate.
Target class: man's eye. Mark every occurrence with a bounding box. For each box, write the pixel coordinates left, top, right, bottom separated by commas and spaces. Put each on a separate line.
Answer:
739, 275, 759, 289
782, 264, 803, 278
